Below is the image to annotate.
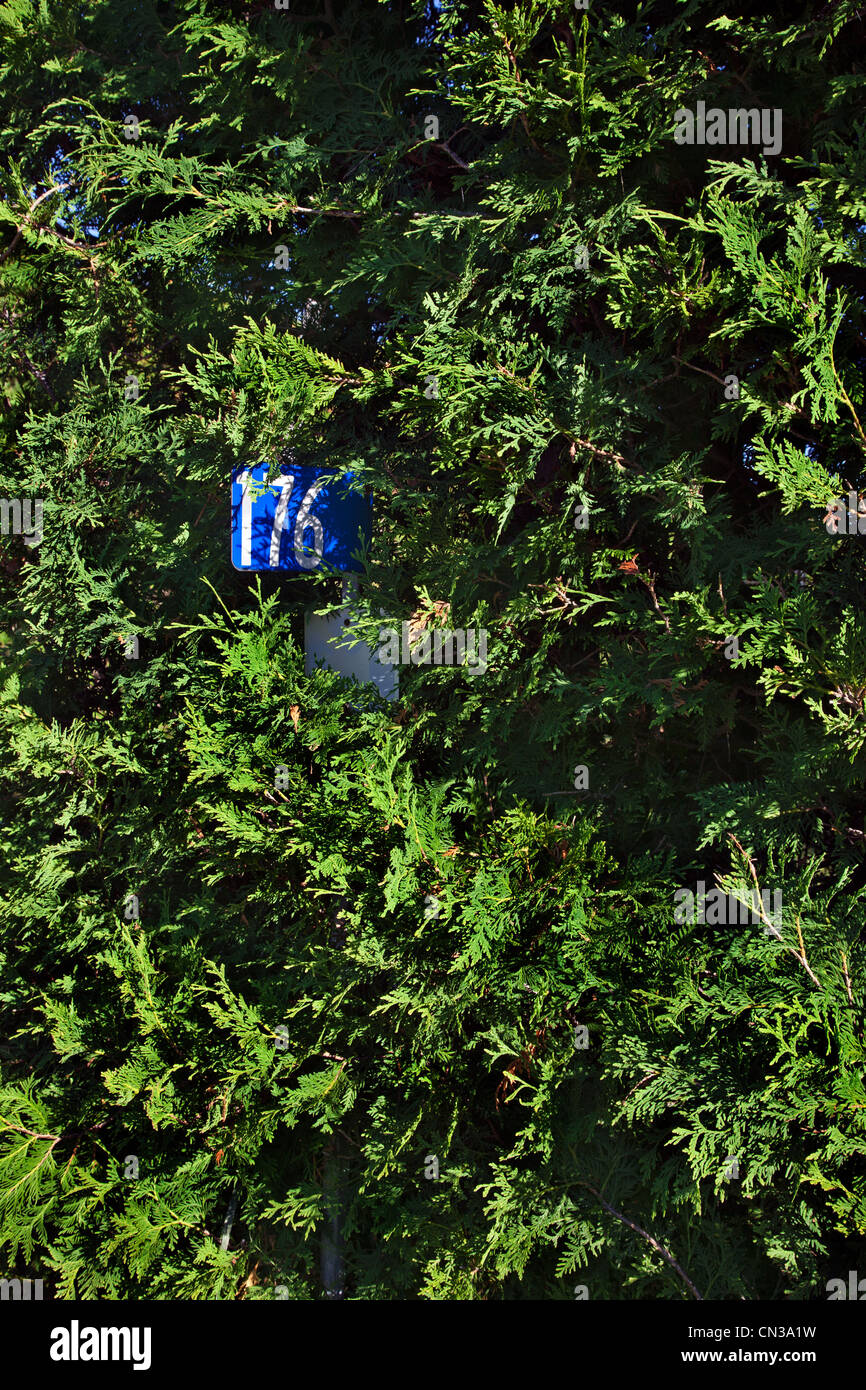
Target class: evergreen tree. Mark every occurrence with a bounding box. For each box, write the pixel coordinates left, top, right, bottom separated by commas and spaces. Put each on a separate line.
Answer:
1, 0, 864, 1299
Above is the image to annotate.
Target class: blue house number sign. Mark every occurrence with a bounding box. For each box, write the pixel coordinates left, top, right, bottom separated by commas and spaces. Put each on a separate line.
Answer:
231, 463, 370, 574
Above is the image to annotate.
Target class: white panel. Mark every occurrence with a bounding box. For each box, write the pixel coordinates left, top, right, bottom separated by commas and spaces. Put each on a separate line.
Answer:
304, 604, 398, 701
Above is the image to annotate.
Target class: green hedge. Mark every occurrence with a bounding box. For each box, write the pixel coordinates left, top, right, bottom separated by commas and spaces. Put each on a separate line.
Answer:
1, 0, 864, 1299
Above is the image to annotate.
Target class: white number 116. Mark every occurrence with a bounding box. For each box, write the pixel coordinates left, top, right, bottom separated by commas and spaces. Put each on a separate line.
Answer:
238, 470, 327, 569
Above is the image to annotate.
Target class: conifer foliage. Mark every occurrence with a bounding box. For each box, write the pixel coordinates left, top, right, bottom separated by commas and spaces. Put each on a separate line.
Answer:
1, 0, 864, 1299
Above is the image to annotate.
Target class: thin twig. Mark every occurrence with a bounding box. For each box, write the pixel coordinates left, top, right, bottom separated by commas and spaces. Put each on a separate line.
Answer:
620, 1070, 659, 1104
271, 198, 361, 222
15, 348, 57, 402
434, 140, 471, 171
495, 29, 555, 162
639, 575, 671, 633
727, 835, 822, 990
675, 356, 727, 387
0, 181, 75, 263
829, 335, 866, 454
0, 1117, 60, 1142
841, 951, 854, 1007
576, 1179, 703, 1301
572, 435, 636, 469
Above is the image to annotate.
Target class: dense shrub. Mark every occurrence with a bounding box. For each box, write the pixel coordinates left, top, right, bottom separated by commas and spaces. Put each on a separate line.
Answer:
1, 0, 864, 1299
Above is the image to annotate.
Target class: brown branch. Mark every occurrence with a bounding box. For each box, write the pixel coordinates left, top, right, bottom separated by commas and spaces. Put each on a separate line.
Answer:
0, 1117, 60, 1143
274, 6, 337, 26
16, 349, 57, 402
639, 574, 671, 633
271, 198, 361, 222
571, 435, 636, 469
829, 335, 866, 455
841, 951, 854, 1007
0, 181, 76, 263
674, 356, 727, 388
0, 228, 24, 265
620, 1070, 659, 1105
727, 834, 822, 990
495, 29, 555, 162
717, 572, 729, 618
577, 1179, 703, 1300
434, 140, 471, 171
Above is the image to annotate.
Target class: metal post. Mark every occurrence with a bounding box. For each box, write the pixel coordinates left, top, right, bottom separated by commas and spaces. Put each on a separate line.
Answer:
321, 908, 347, 1299
320, 1137, 345, 1299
